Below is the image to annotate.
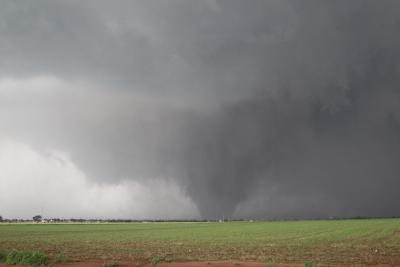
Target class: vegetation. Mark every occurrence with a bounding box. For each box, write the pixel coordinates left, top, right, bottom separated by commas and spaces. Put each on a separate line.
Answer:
32, 215, 42, 222
151, 256, 162, 266
54, 253, 70, 263
0, 219, 399, 265
5, 250, 48, 266
0, 250, 6, 262
0, 250, 71, 266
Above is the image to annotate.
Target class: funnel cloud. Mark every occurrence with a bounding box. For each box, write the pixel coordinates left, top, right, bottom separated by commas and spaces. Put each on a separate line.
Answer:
1, 0, 400, 219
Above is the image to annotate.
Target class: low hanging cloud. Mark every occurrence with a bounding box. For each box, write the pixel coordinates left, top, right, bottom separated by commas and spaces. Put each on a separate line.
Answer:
0, 139, 198, 219
1, 0, 400, 219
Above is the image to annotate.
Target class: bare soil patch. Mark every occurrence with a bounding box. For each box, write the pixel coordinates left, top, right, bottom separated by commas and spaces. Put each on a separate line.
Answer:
1, 261, 398, 267
57, 261, 293, 267
153, 261, 275, 267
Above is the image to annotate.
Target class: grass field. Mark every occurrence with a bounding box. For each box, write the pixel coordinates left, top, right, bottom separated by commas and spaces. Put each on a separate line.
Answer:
0, 219, 400, 265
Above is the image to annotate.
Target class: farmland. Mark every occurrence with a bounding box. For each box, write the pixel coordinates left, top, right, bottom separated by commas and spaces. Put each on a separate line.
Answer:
0, 219, 400, 266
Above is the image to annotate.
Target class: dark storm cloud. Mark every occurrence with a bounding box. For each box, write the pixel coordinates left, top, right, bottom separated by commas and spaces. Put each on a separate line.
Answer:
1, 0, 400, 218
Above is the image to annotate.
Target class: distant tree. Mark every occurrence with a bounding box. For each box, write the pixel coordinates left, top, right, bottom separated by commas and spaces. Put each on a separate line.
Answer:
33, 215, 42, 222
0, 215, 3, 222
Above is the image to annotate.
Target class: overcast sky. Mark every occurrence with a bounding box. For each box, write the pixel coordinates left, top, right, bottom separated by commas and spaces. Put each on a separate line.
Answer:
1, 0, 400, 219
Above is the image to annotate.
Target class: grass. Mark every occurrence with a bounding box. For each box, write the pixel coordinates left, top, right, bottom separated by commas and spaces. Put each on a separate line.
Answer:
0, 250, 65, 266
0, 250, 6, 262
151, 256, 162, 266
0, 219, 399, 265
54, 253, 70, 263
5, 250, 48, 266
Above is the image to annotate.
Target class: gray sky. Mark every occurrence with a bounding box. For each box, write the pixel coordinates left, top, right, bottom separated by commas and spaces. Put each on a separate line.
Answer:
1, 0, 400, 219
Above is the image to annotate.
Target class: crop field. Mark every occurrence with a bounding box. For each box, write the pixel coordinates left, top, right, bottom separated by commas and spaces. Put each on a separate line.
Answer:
0, 219, 400, 266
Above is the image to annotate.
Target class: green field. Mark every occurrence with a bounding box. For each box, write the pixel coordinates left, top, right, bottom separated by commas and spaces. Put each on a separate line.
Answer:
0, 219, 400, 265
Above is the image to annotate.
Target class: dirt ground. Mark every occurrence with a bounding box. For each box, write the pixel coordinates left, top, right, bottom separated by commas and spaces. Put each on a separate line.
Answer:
0, 262, 268, 267
0, 262, 398, 267
1, 261, 397, 267
60, 261, 270, 267
152, 262, 268, 267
